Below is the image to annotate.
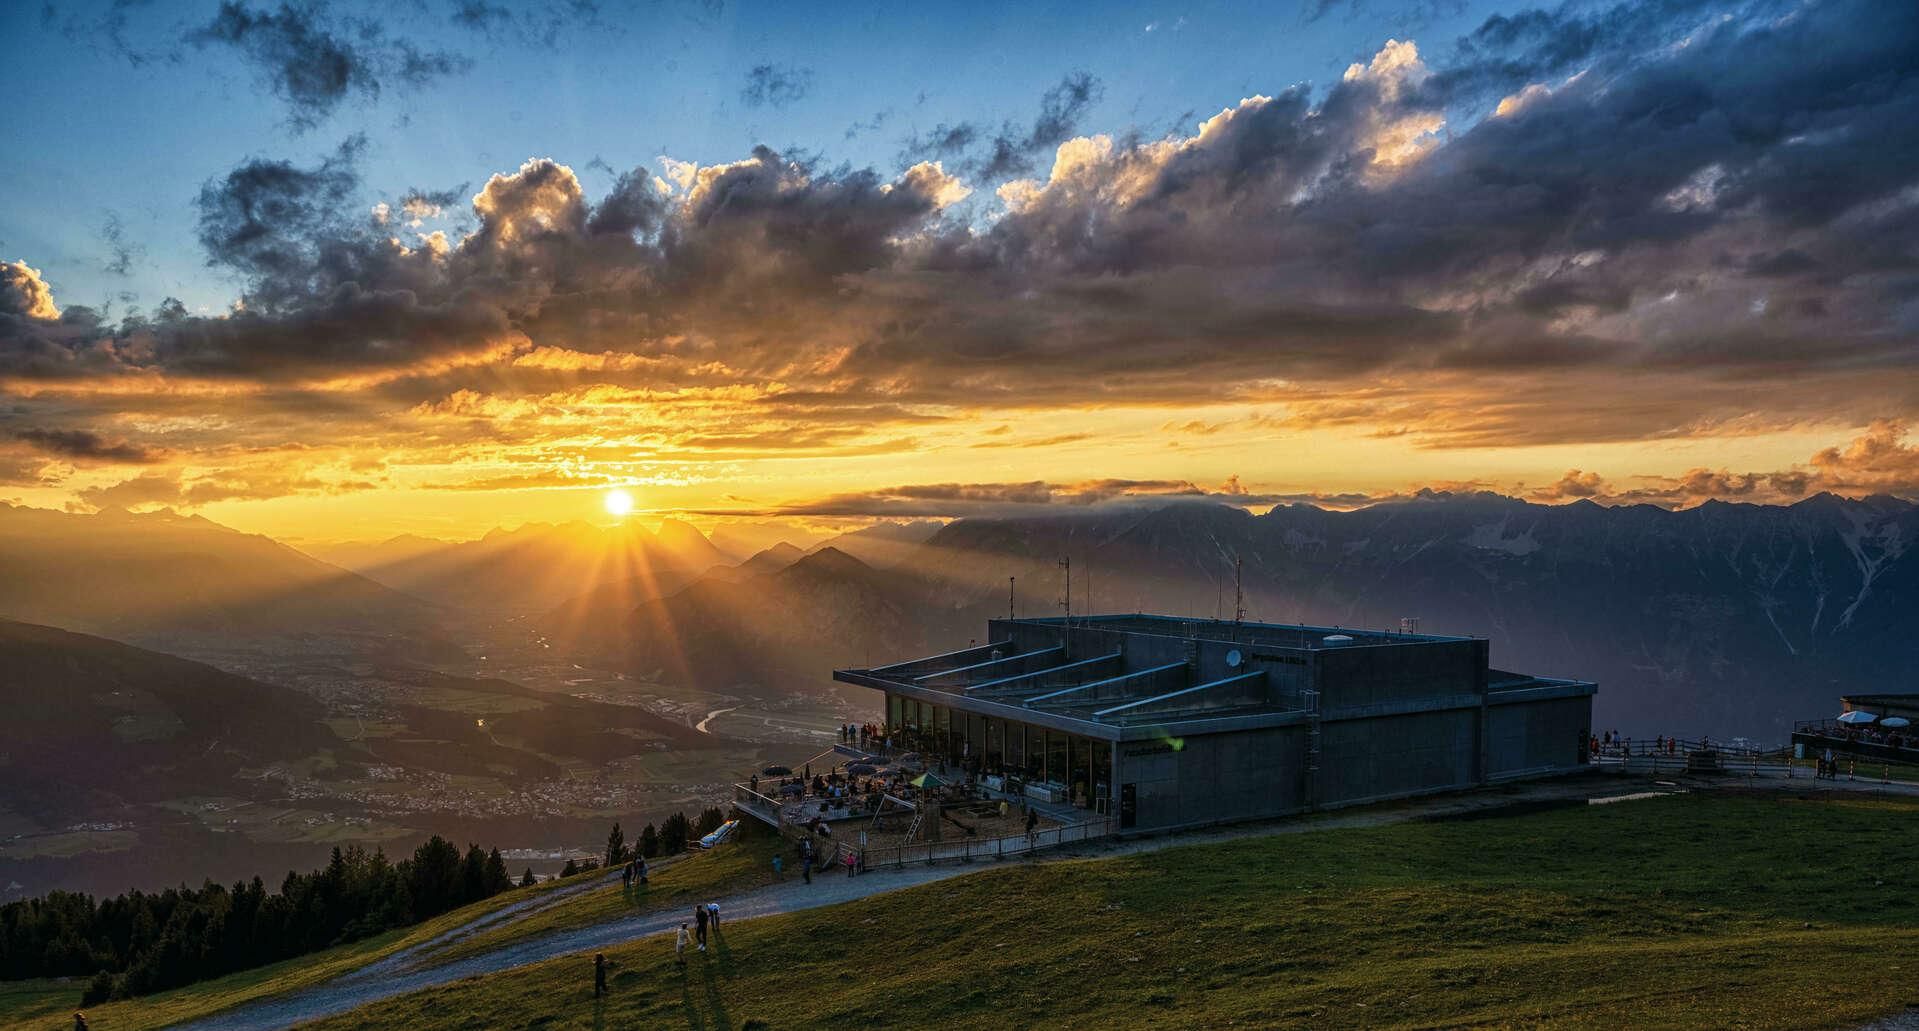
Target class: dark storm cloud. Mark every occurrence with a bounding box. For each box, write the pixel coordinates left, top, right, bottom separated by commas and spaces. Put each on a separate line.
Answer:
741, 63, 814, 109
7, 0, 1919, 454
195, 134, 367, 308
189, 1, 470, 131
14, 428, 165, 464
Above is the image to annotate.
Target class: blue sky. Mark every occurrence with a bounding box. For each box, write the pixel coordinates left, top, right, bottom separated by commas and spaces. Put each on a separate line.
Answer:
5, 0, 1917, 540
3, 0, 1505, 315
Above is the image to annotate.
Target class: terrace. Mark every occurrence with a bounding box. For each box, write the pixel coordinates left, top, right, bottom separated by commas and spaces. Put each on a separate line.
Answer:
730, 740, 1108, 868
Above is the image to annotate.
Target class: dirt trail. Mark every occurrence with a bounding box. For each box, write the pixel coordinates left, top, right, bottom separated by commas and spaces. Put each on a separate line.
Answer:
167, 774, 1915, 1031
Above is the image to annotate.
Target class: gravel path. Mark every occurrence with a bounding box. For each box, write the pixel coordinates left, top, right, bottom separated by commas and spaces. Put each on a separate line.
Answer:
166, 773, 1911, 1030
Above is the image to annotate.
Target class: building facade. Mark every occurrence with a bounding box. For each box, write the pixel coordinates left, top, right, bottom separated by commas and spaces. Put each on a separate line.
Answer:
835, 615, 1595, 833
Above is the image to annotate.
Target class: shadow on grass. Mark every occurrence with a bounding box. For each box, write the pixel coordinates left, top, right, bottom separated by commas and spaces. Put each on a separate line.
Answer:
698, 950, 734, 1031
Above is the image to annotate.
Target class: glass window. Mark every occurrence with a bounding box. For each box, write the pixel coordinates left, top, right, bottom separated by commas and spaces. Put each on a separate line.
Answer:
1093, 740, 1112, 805
1068, 736, 1090, 806
1047, 731, 1067, 785
988, 718, 1004, 772
1023, 727, 1044, 780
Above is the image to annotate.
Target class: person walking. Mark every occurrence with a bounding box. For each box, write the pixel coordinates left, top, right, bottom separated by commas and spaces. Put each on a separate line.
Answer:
675, 923, 689, 969
637, 857, 648, 885
707, 900, 720, 930
694, 904, 709, 951
594, 953, 607, 998
773, 853, 783, 879
73, 1013, 89, 1031
1025, 807, 1039, 843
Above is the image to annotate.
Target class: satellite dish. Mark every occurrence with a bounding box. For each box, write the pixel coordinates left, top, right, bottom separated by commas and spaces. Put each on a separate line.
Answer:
1225, 649, 1243, 668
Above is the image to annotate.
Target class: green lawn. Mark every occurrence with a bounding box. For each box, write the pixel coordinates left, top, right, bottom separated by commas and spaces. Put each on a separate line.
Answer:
0, 978, 78, 1028
305, 791, 1919, 1031
419, 825, 787, 967
0, 872, 594, 1031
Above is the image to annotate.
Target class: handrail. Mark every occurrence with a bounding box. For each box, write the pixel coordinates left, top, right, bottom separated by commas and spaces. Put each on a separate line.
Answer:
854, 815, 1119, 870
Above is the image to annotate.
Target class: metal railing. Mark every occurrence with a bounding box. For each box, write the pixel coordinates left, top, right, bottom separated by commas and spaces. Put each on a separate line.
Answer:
735, 780, 1118, 868
855, 816, 1119, 869
1591, 736, 1919, 784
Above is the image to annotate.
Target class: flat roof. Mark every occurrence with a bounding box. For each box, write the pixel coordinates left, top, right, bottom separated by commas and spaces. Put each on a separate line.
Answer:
837, 613, 1592, 741
999, 614, 1474, 649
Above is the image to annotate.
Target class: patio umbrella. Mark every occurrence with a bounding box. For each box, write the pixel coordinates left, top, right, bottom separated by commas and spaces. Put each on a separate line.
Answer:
910, 772, 947, 789
1880, 716, 1912, 729
1837, 710, 1878, 724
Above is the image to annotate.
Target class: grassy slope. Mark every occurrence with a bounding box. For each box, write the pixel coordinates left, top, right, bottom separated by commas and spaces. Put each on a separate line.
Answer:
0, 875, 592, 1031
307, 792, 1919, 1031
421, 829, 786, 967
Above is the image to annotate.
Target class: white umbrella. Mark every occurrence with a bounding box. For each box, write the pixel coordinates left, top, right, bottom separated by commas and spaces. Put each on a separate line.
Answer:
1837, 710, 1878, 724
1880, 716, 1911, 729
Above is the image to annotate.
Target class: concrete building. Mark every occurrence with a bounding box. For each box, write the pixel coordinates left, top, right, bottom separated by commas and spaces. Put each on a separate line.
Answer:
834, 615, 1596, 833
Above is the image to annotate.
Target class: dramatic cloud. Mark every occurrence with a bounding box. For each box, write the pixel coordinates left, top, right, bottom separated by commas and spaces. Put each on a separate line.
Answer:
1529, 469, 1609, 501
0, 261, 61, 320
699, 477, 1290, 519
909, 71, 1103, 180
6, 0, 1919, 513
1808, 420, 1919, 496
189, 1, 469, 131
741, 63, 813, 109
15, 428, 164, 464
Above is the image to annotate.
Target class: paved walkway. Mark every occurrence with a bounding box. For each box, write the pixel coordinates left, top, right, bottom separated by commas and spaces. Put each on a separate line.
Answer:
169, 772, 1913, 1030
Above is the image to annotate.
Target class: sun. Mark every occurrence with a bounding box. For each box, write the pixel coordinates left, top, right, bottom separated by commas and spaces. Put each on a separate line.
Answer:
603, 489, 635, 517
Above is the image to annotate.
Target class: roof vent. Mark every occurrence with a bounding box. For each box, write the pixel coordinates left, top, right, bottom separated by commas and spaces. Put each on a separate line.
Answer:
1322, 634, 1355, 646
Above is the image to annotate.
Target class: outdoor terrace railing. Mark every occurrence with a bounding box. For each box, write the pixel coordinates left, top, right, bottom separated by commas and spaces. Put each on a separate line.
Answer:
1793, 719, 1915, 751
1591, 736, 1919, 784
848, 816, 1119, 870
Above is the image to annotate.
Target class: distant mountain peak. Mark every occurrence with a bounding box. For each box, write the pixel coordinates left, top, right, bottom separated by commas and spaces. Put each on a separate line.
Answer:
783, 545, 871, 578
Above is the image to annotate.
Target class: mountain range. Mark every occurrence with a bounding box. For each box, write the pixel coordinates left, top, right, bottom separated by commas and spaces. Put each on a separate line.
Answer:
0, 504, 451, 658
5, 494, 1910, 743
536, 493, 1915, 739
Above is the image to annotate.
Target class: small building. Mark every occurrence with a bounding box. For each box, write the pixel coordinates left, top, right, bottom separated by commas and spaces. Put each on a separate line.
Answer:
1792, 693, 1919, 764
834, 615, 1596, 833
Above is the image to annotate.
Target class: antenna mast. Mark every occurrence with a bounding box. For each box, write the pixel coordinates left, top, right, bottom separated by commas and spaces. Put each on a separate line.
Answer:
1233, 556, 1245, 637
1058, 556, 1072, 624
1008, 576, 1016, 620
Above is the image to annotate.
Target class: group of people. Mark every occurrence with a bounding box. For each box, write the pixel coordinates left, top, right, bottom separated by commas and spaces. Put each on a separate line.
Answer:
1815, 746, 1847, 779
619, 855, 648, 888
1832, 724, 1909, 751
839, 722, 888, 751
785, 834, 859, 883
589, 901, 726, 995
671, 901, 722, 968
1589, 731, 1687, 758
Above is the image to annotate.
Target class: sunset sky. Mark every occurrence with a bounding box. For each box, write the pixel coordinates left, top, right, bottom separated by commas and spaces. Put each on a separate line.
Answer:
3, 0, 1917, 542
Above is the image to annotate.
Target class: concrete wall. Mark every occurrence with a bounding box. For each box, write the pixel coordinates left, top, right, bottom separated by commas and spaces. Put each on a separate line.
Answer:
1315, 708, 1479, 805
1485, 696, 1591, 778
1314, 638, 1487, 711
1120, 725, 1307, 829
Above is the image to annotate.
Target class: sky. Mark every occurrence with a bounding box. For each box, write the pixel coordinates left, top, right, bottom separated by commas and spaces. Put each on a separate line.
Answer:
2, 0, 1918, 543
